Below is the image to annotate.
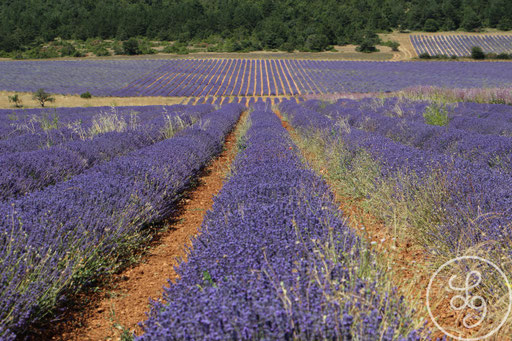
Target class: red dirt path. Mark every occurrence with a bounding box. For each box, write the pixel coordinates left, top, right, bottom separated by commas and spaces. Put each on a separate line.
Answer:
49, 117, 243, 340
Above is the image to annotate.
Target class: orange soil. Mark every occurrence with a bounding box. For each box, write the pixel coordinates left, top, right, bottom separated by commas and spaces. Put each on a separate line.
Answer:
274, 109, 467, 340
47, 115, 243, 341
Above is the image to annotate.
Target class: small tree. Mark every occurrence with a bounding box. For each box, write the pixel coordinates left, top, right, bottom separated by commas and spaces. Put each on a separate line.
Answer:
123, 38, 141, 55
305, 34, 329, 52
471, 46, 485, 60
424, 19, 439, 32
356, 29, 380, 53
8, 93, 22, 108
33, 89, 55, 107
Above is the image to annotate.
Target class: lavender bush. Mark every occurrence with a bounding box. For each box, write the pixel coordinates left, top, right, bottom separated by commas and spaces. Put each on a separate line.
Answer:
138, 109, 424, 340
0, 104, 213, 201
0, 103, 243, 339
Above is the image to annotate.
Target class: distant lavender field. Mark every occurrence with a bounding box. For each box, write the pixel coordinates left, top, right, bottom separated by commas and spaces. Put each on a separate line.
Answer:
0, 60, 169, 96
1, 59, 512, 96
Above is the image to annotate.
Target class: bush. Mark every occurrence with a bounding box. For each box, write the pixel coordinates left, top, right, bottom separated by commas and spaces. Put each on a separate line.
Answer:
123, 38, 141, 55
280, 42, 295, 53
355, 29, 380, 53
423, 104, 450, 126
496, 52, 510, 59
486, 52, 498, 59
304, 34, 329, 52
80, 91, 92, 99
8, 94, 22, 108
60, 43, 82, 57
33, 89, 55, 107
419, 52, 431, 59
92, 46, 110, 56
424, 19, 439, 32
385, 40, 400, 51
471, 46, 485, 60
450, 55, 458, 59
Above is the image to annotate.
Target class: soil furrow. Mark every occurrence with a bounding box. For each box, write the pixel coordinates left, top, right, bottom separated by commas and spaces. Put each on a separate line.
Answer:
49, 113, 245, 341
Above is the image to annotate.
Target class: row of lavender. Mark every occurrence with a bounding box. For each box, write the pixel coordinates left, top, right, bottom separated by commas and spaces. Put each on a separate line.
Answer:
411, 34, 512, 57
0, 105, 187, 141
185, 96, 303, 107
2, 59, 512, 96
279, 98, 512, 260
0, 105, 213, 201
0, 103, 243, 340
116, 59, 512, 96
138, 109, 423, 340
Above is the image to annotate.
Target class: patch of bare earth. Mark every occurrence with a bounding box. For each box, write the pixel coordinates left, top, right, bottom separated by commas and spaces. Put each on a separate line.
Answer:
46, 114, 244, 341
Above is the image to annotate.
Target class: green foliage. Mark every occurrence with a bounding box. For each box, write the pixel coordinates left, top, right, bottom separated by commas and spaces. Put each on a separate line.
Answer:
0, 0, 510, 56
382, 40, 400, 51
8, 93, 22, 108
122, 38, 141, 55
462, 8, 481, 31
419, 52, 431, 59
60, 43, 82, 57
356, 29, 380, 53
80, 91, 92, 99
32, 89, 55, 107
496, 52, 510, 59
163, 42, 190, 54
423, 19, 439, 32
471, 46, 485, 60
304, 34, 329, 52
423, 103, 450, 126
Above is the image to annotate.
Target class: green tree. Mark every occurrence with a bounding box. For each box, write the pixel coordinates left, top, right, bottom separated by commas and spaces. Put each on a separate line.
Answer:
122, 38, 140, 55
462, 8, 481, 31
304, 34, 329, 52
8, 93, 22, 108
33, 89, 55, 107
424, 19, 439, 32
471, 46, 485, 59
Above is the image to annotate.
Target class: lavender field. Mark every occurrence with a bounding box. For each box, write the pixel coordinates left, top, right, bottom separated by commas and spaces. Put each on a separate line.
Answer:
2, 57, 512, 340
411, 34, 512, 57
2, 59, 512, 97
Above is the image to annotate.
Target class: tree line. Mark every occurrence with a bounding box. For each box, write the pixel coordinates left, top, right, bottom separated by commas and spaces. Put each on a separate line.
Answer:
0, 0, 510, 53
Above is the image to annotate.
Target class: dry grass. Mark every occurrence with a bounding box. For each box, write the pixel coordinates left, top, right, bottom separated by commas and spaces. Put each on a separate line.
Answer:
0, 50, 395, 63
0, 91, 186, 109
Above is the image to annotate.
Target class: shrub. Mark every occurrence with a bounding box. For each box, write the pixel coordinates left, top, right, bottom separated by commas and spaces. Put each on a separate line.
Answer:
471, 46, 485, 60
8, 93, 22, 108
33, 89, 55, 107
92, 46, 110, 56
60, 43, 82, 57
450, 55, 458, 60
80, 91, 92, 99
280, 42, 295, 53
386, 40, 400, 51
486, 52, 498, 59
424, 19, 439, 32
419, 52, 431, 59
423, 103, 450, 126
356, 29, 380, 53
123, 38, 141, 55
304, 34, 329, 52
496, 52, 510, 59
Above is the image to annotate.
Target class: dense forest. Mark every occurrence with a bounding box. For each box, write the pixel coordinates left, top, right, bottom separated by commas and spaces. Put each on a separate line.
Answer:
0, 0, 510, 53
